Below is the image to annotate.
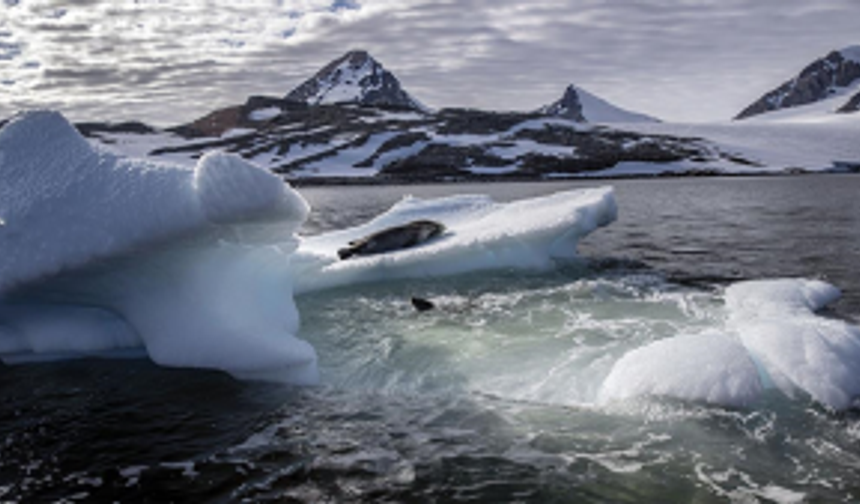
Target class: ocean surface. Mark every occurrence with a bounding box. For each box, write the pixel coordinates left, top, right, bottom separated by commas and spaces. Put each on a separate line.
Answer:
2, 175, 859, 503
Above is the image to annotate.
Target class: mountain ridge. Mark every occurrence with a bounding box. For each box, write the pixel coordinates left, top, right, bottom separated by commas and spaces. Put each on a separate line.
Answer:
25, 46, 860, 183
736, 46, 860, 120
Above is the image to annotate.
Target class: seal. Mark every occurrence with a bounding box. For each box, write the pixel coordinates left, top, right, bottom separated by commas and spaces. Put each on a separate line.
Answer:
338, 220, 446, 260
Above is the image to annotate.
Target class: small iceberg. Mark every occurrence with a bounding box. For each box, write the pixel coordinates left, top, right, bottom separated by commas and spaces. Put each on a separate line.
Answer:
599, 279, 860, 411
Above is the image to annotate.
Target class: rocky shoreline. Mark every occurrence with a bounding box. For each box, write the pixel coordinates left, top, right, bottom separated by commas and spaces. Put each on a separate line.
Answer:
286, 166, 832, 188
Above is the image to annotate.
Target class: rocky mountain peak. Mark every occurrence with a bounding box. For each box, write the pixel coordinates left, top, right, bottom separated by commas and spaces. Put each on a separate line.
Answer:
539, 85, 586, 121
285, 49, 424, 111
736, 46, 860, 120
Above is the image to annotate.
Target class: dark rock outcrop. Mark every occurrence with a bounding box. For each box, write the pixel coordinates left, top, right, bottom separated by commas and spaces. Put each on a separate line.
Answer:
75, 121, 156, 136
837, 90, 860, 113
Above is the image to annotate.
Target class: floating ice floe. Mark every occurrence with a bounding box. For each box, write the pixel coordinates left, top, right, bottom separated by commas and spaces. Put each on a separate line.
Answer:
0, 110, 617, 384
291, 186, 617, 293
600, 279, 860, 411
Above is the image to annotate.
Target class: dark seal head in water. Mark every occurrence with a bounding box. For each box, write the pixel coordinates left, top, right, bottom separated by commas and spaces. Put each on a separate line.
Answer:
411, 296, 436, 312
338, 220, 446, 260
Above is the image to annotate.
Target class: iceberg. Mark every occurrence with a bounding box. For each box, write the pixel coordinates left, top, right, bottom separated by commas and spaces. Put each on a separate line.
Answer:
727, 279, 860, 411
599, 279, 860, 411
0, 110, 317, 383
598, 330, 763, 408
0, 110, 617, 383
291, 187, 617, 293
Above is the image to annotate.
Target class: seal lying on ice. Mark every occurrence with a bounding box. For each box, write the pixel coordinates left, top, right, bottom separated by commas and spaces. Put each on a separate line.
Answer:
337, 220, 446, 260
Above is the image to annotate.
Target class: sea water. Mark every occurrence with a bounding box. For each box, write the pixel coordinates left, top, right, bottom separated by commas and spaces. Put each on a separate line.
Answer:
1, 175, 859, 502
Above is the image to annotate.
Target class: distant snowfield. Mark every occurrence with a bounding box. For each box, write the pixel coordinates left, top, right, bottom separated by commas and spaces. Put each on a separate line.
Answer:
615, 114, 860, 174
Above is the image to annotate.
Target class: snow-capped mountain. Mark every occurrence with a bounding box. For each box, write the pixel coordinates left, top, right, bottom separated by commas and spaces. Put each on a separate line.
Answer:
75, 49, 860, 181
285, 50, 425, 111
539, 85, 658, 123
736, 46, 860, 120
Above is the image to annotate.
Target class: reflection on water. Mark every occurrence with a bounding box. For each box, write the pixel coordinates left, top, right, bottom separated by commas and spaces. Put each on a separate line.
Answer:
2, 175, 860, 502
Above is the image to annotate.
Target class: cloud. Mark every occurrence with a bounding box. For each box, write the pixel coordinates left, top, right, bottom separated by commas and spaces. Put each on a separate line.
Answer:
0, 0, 858, 124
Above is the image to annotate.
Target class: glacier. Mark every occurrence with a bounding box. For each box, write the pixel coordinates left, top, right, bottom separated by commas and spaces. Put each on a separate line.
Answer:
0, 111, 617, 383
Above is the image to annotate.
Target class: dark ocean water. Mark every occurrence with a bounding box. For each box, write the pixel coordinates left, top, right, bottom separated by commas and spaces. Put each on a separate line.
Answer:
1, 175, 859, 503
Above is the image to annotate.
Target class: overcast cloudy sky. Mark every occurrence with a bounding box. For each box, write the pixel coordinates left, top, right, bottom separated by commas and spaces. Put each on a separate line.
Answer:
1, 0, 858, 125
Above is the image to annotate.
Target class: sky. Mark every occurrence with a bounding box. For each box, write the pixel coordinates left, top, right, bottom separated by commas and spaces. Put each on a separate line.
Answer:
1, 0, 858, 125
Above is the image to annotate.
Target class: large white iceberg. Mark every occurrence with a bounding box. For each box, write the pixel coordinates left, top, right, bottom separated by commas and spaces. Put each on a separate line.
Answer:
0, 111, 317, 382
599, 279, 860, 411
0, 111, 617, 383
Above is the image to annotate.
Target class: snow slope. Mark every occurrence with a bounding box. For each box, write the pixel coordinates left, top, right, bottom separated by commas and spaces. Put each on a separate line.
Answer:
613, 116, 860, 174
738, 80, 860, 124
540, 84, 658, 124
577, 86, 658, 124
